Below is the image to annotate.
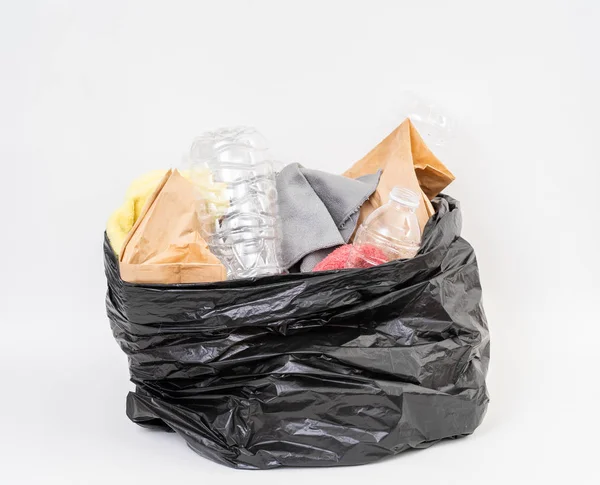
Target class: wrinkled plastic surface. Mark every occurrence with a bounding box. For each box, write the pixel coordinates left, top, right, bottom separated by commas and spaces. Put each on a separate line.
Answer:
104, 195, 489, 469
400, 93, 456, 149
189, 126, 284, 279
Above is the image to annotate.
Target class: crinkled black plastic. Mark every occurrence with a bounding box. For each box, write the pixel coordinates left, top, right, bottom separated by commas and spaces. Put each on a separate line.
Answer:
104, 195, 489, 469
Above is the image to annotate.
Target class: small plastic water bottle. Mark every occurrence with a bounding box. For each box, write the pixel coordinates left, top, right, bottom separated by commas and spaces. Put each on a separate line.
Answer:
347, 187, 422, 268
189, 126, 284, 279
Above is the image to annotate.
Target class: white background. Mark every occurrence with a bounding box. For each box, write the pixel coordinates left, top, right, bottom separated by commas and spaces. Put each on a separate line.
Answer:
1, 1, 598, 483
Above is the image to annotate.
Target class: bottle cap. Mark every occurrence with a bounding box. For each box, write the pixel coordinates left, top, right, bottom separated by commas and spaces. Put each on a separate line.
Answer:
389, 186, 420, 209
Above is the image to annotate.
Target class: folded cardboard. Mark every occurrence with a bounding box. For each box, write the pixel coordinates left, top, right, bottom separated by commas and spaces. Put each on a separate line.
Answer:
343, 118, 455, 231
119, 169, 226, 284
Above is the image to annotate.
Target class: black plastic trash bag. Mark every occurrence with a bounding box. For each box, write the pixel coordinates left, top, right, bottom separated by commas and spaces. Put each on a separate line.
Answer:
104, 195, 489, 469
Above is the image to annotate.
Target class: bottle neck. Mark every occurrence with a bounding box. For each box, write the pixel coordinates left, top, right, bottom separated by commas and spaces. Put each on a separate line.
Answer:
388, 187, 420, 212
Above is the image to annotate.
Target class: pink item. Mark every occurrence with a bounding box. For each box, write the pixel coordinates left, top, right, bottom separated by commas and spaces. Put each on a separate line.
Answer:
313, 245, 353, 271
348, 243, 389, 268
313, 244, 389, 272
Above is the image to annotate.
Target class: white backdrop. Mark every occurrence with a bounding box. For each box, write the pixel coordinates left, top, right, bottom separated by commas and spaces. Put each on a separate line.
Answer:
1, 1, 598, 484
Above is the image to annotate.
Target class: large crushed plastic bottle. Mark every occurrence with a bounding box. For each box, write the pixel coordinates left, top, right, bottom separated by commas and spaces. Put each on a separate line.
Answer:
189, 126, 284, 279
347, 186, 422, 268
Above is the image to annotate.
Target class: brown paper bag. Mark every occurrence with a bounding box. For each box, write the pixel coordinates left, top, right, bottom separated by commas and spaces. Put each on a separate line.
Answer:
343, 118, 455, 231
120, 169, 226, 284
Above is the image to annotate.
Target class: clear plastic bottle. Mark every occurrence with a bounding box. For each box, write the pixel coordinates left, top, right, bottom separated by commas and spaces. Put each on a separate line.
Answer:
347, 187, 422, 268
189, 126, 284, 279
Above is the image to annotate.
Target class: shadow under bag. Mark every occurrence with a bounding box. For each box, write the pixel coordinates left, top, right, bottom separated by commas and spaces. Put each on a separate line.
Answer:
104, 195, 490, 469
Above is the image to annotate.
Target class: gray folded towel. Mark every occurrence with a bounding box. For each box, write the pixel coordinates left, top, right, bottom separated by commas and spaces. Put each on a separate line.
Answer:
276, 163, 381, 272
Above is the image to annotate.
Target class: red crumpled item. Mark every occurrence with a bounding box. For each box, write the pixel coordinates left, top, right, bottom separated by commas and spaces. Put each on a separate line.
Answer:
313, 244, 389, 272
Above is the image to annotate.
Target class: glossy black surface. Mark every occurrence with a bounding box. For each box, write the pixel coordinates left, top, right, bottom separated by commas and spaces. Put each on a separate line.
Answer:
104, 195, 489, 469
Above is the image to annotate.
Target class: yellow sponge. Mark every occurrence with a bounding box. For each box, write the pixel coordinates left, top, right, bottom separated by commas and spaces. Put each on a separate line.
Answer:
107, 170, 170, 256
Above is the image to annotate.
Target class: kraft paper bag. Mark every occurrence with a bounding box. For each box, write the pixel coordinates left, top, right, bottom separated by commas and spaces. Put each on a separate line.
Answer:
343, 118, 455, 231
120, 169, 226, 284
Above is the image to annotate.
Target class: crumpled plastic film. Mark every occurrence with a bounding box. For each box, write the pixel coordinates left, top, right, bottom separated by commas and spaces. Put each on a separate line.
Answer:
104, 195, 489, 469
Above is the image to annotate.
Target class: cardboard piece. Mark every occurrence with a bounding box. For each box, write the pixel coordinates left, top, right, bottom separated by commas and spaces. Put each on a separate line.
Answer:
120, 169, 226, 284
107, 168, 229, 257
343, 118, 455, 231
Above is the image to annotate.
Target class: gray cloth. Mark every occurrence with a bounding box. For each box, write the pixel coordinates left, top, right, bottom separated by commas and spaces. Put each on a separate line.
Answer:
276, 163, 381, 272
